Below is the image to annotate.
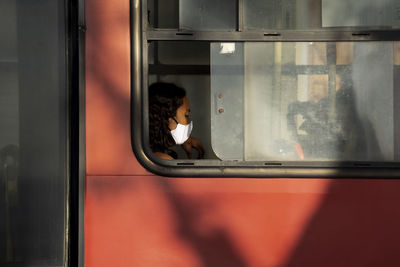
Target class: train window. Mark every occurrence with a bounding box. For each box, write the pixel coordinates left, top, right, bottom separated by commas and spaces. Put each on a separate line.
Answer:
211, 41, 397, 162
0, 0, 69, 265
132, 0, 400, 177
244, 0, 400, 30
322, 0, 400, 28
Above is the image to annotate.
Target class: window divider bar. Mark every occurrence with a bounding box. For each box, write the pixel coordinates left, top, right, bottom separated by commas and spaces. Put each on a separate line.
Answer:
146, 29, 400, 42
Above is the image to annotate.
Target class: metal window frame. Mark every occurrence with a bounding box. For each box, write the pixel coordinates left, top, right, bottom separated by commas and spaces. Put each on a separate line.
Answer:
131, 0, 400, 178
66, 0, 85, 266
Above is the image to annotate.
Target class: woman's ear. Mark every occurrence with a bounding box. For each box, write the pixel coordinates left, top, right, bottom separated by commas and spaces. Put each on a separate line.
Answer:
168, 117, 177, 131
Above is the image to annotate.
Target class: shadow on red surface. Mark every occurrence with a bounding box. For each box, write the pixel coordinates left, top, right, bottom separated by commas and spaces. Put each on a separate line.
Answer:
284, 179, 400, 267
158, 179, 247, 267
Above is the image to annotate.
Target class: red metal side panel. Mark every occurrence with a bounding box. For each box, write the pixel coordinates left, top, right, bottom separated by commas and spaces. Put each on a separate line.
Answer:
85, 176, 331, 267
85, 0, 148, 176
85, 0, 400, 266
85, 174, 400, 267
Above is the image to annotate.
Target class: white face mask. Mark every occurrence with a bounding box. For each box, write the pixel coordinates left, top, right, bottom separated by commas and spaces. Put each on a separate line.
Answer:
170, 121, 193, 145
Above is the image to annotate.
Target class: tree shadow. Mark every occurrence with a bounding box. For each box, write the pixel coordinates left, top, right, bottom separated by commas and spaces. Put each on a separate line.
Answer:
157, 178, 247, 267
86, 2, 246, 265
284, 179, 400, 267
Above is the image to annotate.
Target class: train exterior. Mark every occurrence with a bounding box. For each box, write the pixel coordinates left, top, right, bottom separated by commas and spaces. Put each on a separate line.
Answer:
1, 0, 400, 267
84, 0, 400, 267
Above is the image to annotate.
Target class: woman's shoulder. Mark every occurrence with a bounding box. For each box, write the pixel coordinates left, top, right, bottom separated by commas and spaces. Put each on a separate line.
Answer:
154, 152, 174, 160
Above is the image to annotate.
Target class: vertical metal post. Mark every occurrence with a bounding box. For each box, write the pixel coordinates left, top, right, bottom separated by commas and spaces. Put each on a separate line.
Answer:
77, 0, 86, 266
133, 0, 146, 152
238, 0, 243, 31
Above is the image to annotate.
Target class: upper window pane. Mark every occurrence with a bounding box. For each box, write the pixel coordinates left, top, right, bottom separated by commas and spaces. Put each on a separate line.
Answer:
244, 0, 321, 30
244, 0, 400, 30
148, 0, 179, 28
148, 0, 400, 30
322, 0, 400, 27
180, 0, 237, 31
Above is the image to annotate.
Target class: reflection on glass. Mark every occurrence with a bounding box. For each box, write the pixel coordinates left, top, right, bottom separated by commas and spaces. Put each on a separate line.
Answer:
180, 0, 236, 31
210, 43, 244, 160
148, 0, 179, 28
211, 42, 398, 162
322, 0, 400, 27
155, 0, 400, 30
1, 0, 67, 265
244, 0, 322, 30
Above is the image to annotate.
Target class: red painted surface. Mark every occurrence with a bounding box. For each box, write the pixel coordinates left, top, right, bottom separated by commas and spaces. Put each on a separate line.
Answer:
85, 0, 148, 176
85, 1, 400, 266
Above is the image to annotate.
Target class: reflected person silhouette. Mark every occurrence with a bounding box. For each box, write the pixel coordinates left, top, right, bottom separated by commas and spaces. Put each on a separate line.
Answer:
149, 82, 204, 160
286, 74, 368, 160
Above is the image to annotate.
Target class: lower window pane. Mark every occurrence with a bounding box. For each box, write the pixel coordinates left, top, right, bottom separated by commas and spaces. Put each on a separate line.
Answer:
211, 42, 400, 162
147, 41, 400, 164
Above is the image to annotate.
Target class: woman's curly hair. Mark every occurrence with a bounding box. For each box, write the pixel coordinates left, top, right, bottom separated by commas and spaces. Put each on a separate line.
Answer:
149, 82, 186, 153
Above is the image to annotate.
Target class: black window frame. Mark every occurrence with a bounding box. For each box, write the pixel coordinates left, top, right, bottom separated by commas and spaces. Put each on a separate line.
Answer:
131, 0, 400, 178
68, 0, 85, 266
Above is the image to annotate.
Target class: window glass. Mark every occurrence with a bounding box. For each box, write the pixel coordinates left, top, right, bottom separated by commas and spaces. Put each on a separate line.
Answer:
244, 0, 322, 30
180, 0, 237, 31
0, 0, 67, 264
244, 0, 400, 30
322, 0, 400, 27
148, 41, 219, 160
148, 0, 179, 28
147, 41, 400, 163
210, 43, 244, 159
148, 0, 400, 30
211, 42, 399, 161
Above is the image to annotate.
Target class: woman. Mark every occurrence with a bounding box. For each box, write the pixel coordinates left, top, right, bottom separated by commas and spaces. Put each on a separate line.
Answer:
149, 82, 204, 160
